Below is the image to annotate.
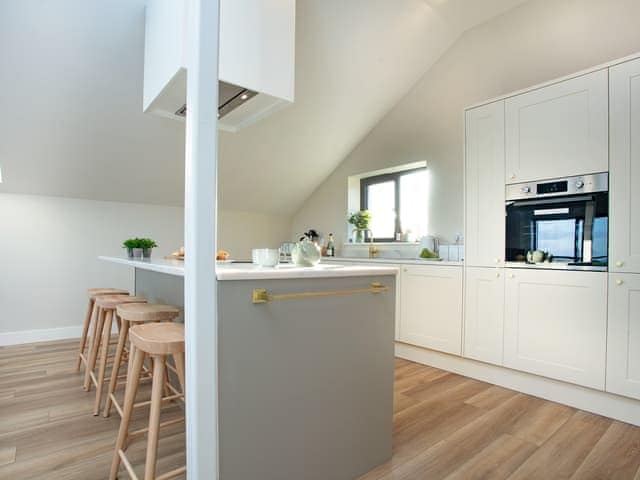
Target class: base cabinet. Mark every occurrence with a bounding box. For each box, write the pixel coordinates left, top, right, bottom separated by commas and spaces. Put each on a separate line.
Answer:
464, 267, 505, 365
398, 265, 463, 355
503, 269, 607, 390
607, 273, 640, 400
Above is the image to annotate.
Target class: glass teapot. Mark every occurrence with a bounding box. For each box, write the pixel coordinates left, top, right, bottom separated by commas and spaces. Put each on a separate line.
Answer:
291, 237, 321, 267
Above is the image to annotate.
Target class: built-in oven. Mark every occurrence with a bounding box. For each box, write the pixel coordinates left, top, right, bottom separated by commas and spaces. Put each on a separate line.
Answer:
505, 173, 608, 270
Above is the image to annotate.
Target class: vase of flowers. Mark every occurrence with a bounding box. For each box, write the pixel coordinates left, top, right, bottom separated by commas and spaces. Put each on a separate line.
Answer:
348, 210, 372, 243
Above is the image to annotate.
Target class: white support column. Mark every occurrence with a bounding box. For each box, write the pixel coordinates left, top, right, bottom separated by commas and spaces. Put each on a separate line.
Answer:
184, 0, 219, 478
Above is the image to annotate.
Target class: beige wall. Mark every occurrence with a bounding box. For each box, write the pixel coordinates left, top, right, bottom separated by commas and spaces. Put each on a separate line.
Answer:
292, 0, 640, 248
218, 209, 292, 260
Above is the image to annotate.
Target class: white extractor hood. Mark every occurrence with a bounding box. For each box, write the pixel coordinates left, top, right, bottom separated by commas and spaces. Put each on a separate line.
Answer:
143, 0, 295, 132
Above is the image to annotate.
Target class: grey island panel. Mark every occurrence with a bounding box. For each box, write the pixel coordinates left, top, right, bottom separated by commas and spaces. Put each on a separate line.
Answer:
218, 275, 395, 480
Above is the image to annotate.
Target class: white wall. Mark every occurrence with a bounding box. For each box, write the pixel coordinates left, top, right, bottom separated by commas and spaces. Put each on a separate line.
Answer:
292, 0, 640, 249
0, 193, 184, 343
0, 194, 292, 343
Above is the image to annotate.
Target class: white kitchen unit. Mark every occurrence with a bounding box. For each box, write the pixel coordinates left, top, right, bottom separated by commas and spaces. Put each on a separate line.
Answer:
143, 0, 295, 131
503, 268, 607, 390
505, 69, 608, 183
607, 273, 640, 400
610, 57, 640, 274
465, 101, 505, 267
464, 267, 505, 366
398, 265, 463, 355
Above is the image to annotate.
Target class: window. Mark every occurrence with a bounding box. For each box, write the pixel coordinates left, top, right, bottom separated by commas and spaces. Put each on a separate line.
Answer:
360, 167, 427, 241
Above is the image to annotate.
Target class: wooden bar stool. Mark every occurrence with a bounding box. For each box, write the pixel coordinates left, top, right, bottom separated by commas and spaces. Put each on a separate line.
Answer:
76, 288, 129, 372
109, 322, 185, 480
103, 303, 180, 418
85, 295, 147, 415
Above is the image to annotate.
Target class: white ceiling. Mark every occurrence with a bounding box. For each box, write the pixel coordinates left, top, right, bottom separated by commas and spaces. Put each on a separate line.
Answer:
0, 0, 527, 212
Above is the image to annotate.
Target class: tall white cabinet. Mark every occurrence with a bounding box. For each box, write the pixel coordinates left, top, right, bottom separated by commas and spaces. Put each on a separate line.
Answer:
606, 56, 640, 401
505, 70, 609, 183
503, 269, 607, 390
607, 274, 640, 400
464, 267, 504, 365
465, 101, 506, 267
398, 265, 463, 355
610, 57, 640, 274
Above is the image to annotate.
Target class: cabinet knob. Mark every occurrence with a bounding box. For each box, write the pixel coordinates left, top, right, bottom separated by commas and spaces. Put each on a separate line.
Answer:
616, 279, 624, 286
496, 272, 501, 278
404, 268, 408, 273
616, 261, 624, 268
510, 173, 516, 179
508, 273, 515, 279
494, 258, 500, 263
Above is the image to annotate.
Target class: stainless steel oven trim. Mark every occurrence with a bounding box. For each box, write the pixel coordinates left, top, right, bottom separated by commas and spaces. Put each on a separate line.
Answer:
505, 172, 608, 201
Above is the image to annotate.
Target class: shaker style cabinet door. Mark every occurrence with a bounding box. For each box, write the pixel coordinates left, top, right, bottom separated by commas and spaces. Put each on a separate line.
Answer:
505, 69, 608, 184
503, 269, 607, 390
398, 265, 463, 355
610, 57, 640, 274
465, 101, 506, 267
463, 267, 505, 366
606, 274, 640, 400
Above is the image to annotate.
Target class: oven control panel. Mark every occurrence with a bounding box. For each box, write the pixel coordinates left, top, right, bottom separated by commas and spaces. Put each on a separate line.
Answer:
506, 172, 608, 201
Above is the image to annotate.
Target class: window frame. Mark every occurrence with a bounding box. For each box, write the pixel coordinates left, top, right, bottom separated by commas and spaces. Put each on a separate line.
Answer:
360, 167, 426, 242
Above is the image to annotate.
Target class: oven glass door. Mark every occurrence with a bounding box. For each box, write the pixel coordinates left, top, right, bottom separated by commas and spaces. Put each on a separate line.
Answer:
505, 192, 608, 266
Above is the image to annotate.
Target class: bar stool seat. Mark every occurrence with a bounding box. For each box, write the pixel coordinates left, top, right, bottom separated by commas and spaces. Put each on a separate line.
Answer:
84, 295, 147, 415
110, 323, 185, 480
102, 304, 180, 418
77, 288, 129, 373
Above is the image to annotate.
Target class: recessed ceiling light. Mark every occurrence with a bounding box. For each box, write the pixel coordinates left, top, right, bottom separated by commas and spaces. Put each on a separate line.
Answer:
240, 94, 249, 101
0, 164, 3, 183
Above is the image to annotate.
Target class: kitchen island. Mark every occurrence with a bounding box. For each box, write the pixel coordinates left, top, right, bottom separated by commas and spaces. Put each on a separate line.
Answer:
99, 256, 397, 480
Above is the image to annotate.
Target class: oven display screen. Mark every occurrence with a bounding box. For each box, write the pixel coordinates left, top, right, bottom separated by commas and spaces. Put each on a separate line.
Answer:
537, 180, 568, 195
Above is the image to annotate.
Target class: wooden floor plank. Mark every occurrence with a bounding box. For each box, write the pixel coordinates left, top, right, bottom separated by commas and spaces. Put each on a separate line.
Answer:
0, 447, 16, 467
570, 420, 640, 480
443, 433, 537, 480
507, 410, 612, 480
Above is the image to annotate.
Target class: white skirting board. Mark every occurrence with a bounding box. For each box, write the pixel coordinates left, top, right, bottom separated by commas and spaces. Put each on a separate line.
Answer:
396, 342, 640, 427
0, 325, 84, 346
0, 323, 120, 347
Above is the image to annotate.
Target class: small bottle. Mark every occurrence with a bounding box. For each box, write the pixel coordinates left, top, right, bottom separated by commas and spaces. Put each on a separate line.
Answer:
327, 233, 335, 257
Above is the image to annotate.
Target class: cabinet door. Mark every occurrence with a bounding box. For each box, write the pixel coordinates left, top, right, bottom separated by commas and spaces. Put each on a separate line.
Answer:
606, 273, 640, 400
398, 265, 463, 355
464, 267, 505, 365
465, 101, 505, 267
503, 269, 607, 389
505, 70, 608, 183
610, 58, 640, 273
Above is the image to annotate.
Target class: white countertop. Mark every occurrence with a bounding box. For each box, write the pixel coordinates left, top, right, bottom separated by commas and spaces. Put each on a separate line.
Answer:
328, 256, 464, 266
98, 256, 398, 280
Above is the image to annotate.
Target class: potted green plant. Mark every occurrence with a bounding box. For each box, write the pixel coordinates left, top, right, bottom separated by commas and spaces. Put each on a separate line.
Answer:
348, 210, 372, 243
140, 238, 158, 258
123, 238, 142, 259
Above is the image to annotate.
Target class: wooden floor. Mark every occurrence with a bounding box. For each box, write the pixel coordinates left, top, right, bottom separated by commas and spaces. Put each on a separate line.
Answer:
1, 340, 640, 479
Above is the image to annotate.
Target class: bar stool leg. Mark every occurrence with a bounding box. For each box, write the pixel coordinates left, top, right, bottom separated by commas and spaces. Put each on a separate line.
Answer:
103, 320, 130, 417
173, 352, 186, 393
93, 309, 114, 416
76, 298, 94, 371
84, 307, 106, 391
145, 355, 166, 480
109, 348, 145, 480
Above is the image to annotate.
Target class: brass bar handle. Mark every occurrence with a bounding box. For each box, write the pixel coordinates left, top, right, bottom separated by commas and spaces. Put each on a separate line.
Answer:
252, 282, 389, 304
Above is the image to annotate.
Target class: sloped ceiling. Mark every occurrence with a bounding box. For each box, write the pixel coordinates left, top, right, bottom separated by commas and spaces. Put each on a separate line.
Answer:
0, 0, 527, 212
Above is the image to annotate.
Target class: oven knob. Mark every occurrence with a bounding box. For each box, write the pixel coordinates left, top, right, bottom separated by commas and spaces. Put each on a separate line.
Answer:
575, 180, 584, 189
521, 186, 531, 194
